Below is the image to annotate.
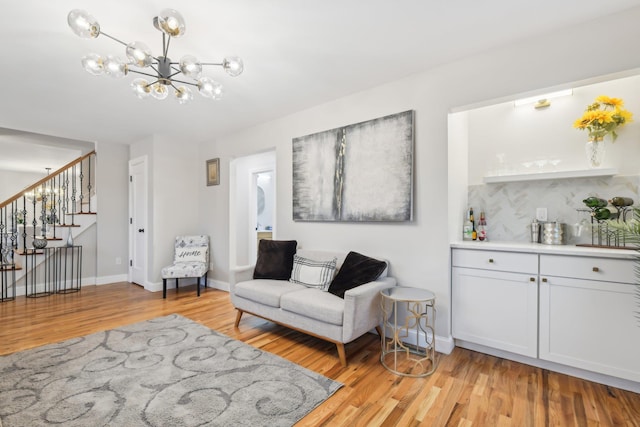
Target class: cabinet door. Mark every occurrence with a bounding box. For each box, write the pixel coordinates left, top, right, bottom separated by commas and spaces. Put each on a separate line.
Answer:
452, 267, 538, 357
539, 277, 640, 382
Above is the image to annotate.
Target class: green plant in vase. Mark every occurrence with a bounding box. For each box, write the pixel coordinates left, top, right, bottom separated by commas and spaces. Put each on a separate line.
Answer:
607, 207, 640, 325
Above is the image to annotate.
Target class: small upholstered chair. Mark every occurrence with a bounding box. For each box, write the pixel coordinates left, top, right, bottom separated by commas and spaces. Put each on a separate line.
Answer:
161, 235, 209, 298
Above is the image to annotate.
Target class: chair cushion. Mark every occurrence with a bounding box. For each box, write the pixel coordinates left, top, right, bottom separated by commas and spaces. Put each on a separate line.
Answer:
234, 279, 306, 308
289, 254, 337, 290
280, 288, 344, 326
161, 262, 207, 279
253, 240, 297, 280
328, 251, 387, 298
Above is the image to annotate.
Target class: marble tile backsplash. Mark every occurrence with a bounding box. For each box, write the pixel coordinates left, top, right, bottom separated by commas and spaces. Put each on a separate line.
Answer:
467, 175, 640, 245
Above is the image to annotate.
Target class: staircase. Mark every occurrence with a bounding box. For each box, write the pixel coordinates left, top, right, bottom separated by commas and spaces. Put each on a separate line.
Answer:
0, 151, 97, 301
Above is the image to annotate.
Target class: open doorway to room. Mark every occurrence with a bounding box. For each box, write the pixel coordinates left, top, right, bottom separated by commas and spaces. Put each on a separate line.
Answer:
229, 150, 276, 268
251, 170, 275, 263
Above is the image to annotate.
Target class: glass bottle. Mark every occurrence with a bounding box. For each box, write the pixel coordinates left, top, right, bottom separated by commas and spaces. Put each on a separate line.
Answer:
470, 208, 477, 240
582, 197, 608, 208
463, 208, 473, 241
477, 211, 487, 241
609, 197, 634, 207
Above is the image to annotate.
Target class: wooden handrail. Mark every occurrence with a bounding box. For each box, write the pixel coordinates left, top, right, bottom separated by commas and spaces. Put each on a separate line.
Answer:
0, 150, 96, 209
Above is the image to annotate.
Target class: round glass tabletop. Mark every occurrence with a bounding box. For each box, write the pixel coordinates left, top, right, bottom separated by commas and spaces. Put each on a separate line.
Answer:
381, 286, 435, 302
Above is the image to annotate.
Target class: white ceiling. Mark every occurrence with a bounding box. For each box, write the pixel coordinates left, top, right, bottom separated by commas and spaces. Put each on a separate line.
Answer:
1, 0, 640, 152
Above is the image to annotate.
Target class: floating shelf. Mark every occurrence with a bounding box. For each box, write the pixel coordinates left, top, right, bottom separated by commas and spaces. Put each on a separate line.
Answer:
483, 168, 618, 184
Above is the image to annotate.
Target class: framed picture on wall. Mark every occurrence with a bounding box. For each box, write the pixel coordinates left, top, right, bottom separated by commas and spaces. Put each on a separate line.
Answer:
206, 158, 220, 186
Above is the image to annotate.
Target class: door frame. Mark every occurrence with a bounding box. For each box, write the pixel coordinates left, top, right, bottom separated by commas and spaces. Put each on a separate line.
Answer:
128, 155, 149, 288
229, 150, 276, 269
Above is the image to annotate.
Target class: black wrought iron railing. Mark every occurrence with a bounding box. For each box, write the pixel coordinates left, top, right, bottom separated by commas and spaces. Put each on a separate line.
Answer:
0, 151, 96, 301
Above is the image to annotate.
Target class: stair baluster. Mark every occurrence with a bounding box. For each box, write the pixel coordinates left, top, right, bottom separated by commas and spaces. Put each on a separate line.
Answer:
0, 151, 96, 301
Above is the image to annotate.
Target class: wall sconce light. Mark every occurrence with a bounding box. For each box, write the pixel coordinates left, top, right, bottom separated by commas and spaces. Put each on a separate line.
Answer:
514, 89, 573, 109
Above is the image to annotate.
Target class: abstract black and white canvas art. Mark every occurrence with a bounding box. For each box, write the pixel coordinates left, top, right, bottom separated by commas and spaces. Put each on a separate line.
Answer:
293, 110, 413, 222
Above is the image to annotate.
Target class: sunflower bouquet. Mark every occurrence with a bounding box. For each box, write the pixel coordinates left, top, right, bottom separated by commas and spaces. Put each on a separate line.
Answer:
573, 95, 633, 142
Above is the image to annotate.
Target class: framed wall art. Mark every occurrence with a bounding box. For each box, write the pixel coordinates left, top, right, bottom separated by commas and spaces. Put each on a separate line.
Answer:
292, 110, 414, 222
206, 158, 220, 186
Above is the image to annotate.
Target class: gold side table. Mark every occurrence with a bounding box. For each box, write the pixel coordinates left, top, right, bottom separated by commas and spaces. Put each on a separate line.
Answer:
380, 286, 436, 377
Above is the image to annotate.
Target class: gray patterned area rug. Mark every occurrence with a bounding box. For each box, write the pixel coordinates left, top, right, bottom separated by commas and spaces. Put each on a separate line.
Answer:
0, 314, 342, 427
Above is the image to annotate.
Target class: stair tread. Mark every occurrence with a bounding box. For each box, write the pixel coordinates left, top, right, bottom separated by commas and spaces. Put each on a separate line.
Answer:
0, 263, 22, 271
14, 249, 45, 255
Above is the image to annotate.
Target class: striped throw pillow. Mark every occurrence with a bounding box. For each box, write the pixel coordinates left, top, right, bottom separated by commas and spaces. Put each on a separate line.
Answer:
289, 254, 337, 291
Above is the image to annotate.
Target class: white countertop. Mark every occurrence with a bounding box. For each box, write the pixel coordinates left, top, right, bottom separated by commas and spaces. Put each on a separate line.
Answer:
451, 240, 638, 259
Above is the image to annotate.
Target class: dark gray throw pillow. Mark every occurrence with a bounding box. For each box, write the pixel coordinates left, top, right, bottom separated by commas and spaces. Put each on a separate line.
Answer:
253, 240, 298, 280
328, 251, 387, 298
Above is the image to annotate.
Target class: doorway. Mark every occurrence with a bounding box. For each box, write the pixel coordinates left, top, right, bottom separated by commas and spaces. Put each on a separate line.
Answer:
229, 150, 276, 268
128, 156, 148, 287
250, 170, 275, 264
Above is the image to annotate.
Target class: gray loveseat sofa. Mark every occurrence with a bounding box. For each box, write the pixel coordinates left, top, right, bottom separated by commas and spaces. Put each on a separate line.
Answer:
230, 247, 396, 367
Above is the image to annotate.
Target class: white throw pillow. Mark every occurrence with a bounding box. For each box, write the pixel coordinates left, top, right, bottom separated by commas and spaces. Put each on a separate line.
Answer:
289, 254, 337, 291
175, 247, 207, 263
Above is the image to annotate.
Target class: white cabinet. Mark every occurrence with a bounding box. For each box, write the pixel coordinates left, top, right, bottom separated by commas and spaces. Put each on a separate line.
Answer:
539, 254, 640, 382
452, 249, 539, 357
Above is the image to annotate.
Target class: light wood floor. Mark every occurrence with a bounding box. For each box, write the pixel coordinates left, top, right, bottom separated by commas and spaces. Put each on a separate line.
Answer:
1, 283, 639, 426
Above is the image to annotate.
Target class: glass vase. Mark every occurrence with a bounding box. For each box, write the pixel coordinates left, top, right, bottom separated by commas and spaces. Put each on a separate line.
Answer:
585, 138, 606, 168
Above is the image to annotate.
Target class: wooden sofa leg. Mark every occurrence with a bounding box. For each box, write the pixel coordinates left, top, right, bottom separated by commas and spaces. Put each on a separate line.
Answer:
336, 343, 347, 367
375, 326, 383, 336
162, 279, 167, 299
234, 310, 243, 328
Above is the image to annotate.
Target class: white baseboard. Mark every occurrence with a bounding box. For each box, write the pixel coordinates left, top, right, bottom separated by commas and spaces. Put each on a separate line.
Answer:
9, 277, 101, 297
208, 279, 229, 292
145, 279, 229, 293
95, 274, 128, 285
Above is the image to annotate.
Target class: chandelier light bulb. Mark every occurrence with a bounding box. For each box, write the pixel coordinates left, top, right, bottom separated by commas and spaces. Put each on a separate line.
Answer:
223, 56, 244, 77
154, 9, 186, 37
197, 77, 223, 100
81, 53, 104, 75
150, 82, 169, 100
179, 55, 202, 79
67, 9, 100, 39
131, 78, 151, 99
175, 86, 193, 104
126, 41, 153, 67
103, 56, 128, 78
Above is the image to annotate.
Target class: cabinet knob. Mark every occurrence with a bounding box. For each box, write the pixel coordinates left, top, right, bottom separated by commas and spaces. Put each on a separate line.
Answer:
529, 277, 536, 282
542, 278, 548, 283
592, 267, 599, 272
488, 258, 494, 263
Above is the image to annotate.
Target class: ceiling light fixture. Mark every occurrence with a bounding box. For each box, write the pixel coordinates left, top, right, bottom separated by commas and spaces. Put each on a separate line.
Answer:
67, 9, 244, 104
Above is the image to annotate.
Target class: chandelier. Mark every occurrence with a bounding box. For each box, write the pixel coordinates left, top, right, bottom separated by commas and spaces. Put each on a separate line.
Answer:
67, 9, 244, 104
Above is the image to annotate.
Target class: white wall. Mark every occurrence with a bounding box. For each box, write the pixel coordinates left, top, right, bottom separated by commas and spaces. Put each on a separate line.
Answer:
467, 74, 640, 184
0, 170, 44, 201
194, 6, 640, 343
95, 142, 129, 280
130, 135, 199, 284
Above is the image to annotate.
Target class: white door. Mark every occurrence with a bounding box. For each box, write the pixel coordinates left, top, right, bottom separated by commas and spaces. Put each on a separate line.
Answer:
129, 156, 148, 286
